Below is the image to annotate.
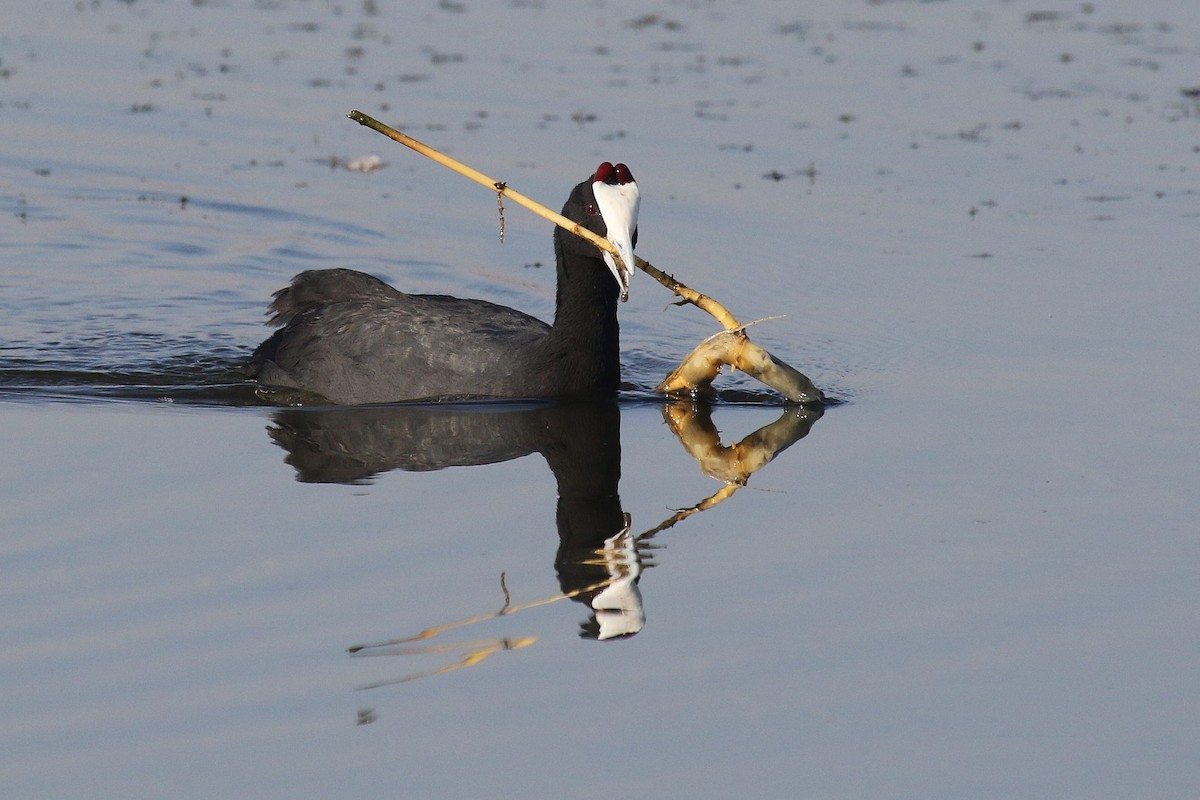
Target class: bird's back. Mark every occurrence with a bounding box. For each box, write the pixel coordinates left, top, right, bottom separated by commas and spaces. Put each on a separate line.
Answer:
251, 269, 552, 403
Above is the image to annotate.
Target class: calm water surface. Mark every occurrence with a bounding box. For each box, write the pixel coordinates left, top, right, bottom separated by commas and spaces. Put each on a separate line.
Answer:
2, 1, 1198, 798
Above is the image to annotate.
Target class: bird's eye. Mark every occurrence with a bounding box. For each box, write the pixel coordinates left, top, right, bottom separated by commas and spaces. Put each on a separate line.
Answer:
584, 202, 600, 216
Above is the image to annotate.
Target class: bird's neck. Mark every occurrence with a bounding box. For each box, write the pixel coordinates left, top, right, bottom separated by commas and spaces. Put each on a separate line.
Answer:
549, 235, 621, 387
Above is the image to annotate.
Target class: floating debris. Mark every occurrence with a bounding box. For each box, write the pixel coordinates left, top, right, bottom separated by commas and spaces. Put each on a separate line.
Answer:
344, 153, 384, 172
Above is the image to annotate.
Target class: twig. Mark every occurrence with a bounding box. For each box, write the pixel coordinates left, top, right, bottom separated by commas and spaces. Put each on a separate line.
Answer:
348, 111, 747, 328
633, 256, 742, 330
348, 110, 631, 281
346, 110, 823, 403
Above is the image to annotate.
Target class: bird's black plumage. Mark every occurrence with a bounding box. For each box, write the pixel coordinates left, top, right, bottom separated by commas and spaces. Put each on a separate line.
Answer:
250, 166, 637, 404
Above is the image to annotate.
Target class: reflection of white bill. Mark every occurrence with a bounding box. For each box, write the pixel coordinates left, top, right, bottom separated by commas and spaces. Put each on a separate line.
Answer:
591, 529, 646, 641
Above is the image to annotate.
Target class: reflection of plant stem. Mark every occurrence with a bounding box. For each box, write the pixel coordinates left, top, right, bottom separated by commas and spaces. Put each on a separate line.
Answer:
348, 400, 821, 689
499, 570, 511, 612
349, 574, 618, 688
354, 636, 539, 690
640, 402, 822, 537
348, 576, 612, 654
639, 483, 743, 539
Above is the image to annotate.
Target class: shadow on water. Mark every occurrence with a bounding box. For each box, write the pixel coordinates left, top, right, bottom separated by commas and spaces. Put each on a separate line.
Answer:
268, 399, 823, 689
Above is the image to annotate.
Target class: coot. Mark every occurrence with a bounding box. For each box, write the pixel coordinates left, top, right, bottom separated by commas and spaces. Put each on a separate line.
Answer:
251, 162, 639, 404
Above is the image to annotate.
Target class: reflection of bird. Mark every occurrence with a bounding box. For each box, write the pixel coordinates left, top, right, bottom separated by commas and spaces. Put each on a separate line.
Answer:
577, 526, 646, 641
251, 163, 639, 404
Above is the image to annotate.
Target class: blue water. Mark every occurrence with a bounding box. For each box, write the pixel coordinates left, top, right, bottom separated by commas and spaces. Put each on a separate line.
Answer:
2, 1, 1198, 798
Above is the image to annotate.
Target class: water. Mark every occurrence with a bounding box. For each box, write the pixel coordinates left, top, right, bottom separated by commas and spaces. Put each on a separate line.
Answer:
3, 1, 1198, 797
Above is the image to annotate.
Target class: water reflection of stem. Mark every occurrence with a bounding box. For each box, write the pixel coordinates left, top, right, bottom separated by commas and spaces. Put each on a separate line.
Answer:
348, 574, 611, 653
638, 401, 822, 537
354, 636, 539, 690
499, 570, 512, 612
639, 483, 743, 539
348, 403, 820, 688
349, 573, 613, 689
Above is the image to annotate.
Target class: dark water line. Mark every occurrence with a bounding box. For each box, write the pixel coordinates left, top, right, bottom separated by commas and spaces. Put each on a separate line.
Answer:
0, 332, 833, 408
0, 360, 828, 409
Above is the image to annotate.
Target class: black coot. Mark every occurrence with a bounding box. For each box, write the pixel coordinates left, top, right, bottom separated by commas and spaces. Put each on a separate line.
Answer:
250, 162, 640, 404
